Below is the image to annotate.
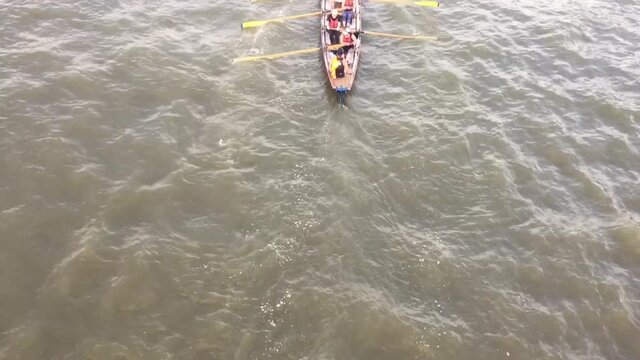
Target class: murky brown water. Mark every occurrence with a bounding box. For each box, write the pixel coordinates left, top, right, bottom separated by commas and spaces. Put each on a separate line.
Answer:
1, 0, 639, 359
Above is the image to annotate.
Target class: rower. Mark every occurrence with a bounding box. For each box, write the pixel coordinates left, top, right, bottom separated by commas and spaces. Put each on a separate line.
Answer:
342, 0, 354, 26
330, 48, 346, 79
340, 28, 355, 57
326, 9, 342, 46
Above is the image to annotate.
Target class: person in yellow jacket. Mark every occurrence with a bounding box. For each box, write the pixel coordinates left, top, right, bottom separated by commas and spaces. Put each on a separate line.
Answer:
330, 48, 345, 79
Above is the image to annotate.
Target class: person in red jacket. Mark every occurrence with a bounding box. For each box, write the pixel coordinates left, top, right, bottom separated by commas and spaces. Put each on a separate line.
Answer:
340, 29, 355, 56
326, 9, 342, 45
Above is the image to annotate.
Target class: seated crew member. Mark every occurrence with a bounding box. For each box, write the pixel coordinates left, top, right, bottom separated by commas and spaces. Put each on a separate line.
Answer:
342, 0, 354, 26
340, 29, 355, 57
330, 48, 346, 79
326, 9, 342, 45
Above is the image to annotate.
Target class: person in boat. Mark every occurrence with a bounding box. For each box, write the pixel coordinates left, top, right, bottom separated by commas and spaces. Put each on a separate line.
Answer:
330, 48, 346, 79
326, 9, 342, 46
342, 0, 354, 26
340, 28, 356, 57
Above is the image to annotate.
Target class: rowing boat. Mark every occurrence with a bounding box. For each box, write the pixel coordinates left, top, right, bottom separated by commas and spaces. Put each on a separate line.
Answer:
321, 0, 362, 94
236, 0, 439, 103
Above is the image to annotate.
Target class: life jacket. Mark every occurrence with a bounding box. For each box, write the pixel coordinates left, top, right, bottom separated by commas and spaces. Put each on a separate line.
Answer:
344, 0, 354, 9
342, 33, 354, 45
331, 56, 344, 79
329, 16, 340, 30
336, 63, 345, 78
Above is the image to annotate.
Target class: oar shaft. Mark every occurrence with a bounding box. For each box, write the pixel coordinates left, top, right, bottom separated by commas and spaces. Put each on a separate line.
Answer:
234, 48, 319, 63
362, 31, 437, 40
370, 0, 440, 7
233, 44, 342, 63
242, 8, 346, 29
242, 11, 322, 29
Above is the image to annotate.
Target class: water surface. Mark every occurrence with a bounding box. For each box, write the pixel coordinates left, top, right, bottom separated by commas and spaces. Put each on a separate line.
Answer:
1, 0, 639, 359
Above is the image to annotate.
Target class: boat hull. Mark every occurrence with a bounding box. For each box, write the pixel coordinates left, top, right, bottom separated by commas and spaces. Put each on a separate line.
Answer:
321, 0, 361, 92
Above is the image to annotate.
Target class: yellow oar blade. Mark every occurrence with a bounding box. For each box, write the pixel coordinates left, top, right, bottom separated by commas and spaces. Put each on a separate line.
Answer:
241, 20, 269, 29
233, 44, 342, 63
362, 31, 437, 41
241, 11, 323, 29
414, 1, 440, 7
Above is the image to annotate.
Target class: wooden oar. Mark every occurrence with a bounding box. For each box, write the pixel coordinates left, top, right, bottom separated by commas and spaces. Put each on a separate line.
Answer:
370, 0, 440, 7
360, 31, 437, 41
242, 8, 344, 29
233, 44, 343, 63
